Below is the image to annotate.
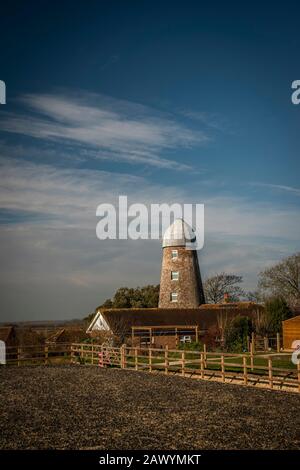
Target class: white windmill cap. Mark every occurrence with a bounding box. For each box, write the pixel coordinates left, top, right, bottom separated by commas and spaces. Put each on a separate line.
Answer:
162, 218, 196, 248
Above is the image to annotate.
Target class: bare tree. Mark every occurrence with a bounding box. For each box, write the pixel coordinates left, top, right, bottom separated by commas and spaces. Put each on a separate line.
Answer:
204, 272, 244, 303
217, 311, 230, 346
245, 290, 265, 303
109, 315, 130, 345
258, 253, 300, 306
253, 308, 269, 336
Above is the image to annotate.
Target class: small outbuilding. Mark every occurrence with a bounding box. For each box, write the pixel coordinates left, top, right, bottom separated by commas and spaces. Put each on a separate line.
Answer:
282, 315, 300, 350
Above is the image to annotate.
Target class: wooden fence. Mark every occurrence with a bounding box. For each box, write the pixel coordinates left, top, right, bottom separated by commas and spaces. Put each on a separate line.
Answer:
5, 343, 72, 366
248, 332, 281, 353
70, 343, 300, 394
3, 343, 299, 393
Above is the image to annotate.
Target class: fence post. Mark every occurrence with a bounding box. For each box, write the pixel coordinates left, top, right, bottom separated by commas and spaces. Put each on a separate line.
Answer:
124, 346, 127, 369
164, 345, 169, 375
200, 352, 204, 379
276, 333, 280, 353
250, 342, 254, 371
149, 348, 152, 373
263, 337, 268, 351
221, 354, 225, 383
181, 350, 185, 376
203, 344, 207, 368
17, 347, 21, 367
251, 332, 255, 353
72, 344, 76, 364
44, 345, 48, 366
99, 345, 104, 368
135, 348, 138, 371
243, 355, 248, 385
268, 356, 273, 390
120, 345, 124, 369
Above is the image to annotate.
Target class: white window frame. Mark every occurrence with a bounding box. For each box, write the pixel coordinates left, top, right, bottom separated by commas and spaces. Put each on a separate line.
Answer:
171, 271, 179, 281
170, 292, 178, 302
171, 250, 178, 260
180, 335, 192, 344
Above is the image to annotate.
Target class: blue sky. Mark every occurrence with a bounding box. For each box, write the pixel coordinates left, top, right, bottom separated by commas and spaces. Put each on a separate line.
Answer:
0, 1, 299, 321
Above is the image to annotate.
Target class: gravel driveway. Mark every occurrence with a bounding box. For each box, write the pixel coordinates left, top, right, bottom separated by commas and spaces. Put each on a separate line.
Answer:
0, 366, 299, 450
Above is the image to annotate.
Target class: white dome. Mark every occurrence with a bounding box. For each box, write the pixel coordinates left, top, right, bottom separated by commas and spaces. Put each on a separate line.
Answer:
162, 218, 196, 248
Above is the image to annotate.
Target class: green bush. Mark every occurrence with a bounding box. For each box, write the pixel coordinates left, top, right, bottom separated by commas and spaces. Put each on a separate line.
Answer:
178, 341, 203, 351
264, 297, 292, 334
225, 316, 252, 353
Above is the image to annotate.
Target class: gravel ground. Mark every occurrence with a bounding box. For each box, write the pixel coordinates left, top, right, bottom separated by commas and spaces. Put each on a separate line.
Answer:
0, 365, 299, 450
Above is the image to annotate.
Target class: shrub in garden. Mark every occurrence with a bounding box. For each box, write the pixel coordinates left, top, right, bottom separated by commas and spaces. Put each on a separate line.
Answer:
264, 297, 292, 335
224, 316, 252, 352
178, 341, 203, 351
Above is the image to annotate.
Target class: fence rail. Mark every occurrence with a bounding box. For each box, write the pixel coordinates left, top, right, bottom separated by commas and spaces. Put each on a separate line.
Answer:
2, 343, 299, 393
4, 343, 72, 366
70, 343, 300, 394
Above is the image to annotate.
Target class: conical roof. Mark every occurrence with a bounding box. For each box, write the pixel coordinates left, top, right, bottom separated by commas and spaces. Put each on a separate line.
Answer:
162, 218, 196, 248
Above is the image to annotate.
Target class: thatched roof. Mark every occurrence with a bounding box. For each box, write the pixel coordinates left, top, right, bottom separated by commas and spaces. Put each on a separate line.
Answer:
98, 303, 263, 335
46, 327, 88, 344
0, 326, 14, 343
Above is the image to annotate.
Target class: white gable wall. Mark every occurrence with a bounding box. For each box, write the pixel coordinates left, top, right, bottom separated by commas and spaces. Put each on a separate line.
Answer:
86, 311, 111, 333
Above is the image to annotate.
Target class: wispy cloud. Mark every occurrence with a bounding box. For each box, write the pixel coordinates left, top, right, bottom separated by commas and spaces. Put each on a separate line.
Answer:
0, 157, 144, 225
179, 109, 231, 132
0, 92, 209, 171
1, 156, 299, 240
251, 182, 300, 197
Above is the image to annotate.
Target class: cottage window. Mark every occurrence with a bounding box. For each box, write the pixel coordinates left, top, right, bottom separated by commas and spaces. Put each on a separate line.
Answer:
180, 335, 192, 344
170, 292, 178, 302
171, 250, 178, 260
140, 335, 151, 345
171, 271, 179, 281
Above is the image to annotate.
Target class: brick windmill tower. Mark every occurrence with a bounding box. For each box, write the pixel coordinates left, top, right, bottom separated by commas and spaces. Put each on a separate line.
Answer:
159, 218, 205, 308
